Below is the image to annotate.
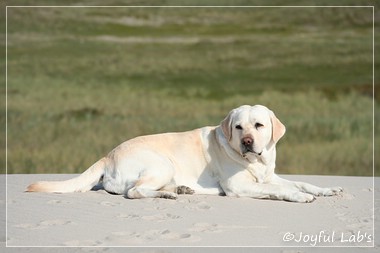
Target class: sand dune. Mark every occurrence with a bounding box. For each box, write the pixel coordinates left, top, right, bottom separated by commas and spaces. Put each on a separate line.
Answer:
3, 174, 379, 252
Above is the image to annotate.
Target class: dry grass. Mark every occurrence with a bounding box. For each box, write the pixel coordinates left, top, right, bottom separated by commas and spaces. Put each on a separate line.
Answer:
4, 3, 378, 176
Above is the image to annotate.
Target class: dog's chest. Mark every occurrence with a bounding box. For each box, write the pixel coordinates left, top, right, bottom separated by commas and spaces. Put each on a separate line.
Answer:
245, 162, 273, 183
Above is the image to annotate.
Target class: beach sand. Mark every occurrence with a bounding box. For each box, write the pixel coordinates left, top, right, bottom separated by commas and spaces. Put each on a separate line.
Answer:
2, 174, 379, 252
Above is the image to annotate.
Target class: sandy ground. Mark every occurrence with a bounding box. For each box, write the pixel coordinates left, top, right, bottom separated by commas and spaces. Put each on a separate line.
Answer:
1, 174, 379, 252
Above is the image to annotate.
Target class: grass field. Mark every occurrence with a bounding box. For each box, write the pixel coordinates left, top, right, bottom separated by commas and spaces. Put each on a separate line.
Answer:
3, 1, 379, 176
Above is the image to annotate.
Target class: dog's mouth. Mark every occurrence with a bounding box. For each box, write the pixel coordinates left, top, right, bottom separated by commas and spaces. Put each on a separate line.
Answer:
241, 146, 262, 157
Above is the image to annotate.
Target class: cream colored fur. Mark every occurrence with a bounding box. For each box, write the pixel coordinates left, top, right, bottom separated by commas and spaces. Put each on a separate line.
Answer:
27, 105, 342, 202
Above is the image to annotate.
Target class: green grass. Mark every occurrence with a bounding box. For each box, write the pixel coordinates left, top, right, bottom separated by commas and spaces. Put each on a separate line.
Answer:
3, 2, 379, 176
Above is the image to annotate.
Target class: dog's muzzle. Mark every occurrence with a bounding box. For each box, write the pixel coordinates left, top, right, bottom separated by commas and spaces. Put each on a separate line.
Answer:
241, 137, 262, 156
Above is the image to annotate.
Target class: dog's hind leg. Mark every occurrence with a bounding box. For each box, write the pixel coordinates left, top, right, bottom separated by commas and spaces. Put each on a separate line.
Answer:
175, 185, 195, 195
126, 171, 177, 199
127, 186, 177, 199
127, 181, 196, 199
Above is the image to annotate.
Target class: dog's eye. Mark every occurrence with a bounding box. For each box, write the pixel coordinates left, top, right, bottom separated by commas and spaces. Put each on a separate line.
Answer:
255, 123, 264, 129
235, 125, 243, 130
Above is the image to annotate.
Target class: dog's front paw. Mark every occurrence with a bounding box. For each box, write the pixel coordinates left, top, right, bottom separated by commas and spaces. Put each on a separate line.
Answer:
321, 187, 343, 196
159, 192, 178, 199
289, 192, 316, 203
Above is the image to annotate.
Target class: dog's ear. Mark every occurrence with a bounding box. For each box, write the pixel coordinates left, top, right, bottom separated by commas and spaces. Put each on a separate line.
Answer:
220, 109, 234, 141
270, 110, 286, 143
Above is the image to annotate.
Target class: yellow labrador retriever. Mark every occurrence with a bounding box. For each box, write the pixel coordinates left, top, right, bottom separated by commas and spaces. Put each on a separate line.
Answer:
27, 105, 342, 202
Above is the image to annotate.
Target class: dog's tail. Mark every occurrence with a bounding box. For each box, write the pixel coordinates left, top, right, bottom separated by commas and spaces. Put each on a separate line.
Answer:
26, 157, 108, 193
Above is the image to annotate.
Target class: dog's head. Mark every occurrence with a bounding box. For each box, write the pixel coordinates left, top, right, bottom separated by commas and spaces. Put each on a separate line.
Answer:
220, 105, 286, 158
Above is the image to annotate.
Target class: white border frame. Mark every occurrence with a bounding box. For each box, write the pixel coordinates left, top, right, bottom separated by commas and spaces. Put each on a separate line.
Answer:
5, 4, 376, 249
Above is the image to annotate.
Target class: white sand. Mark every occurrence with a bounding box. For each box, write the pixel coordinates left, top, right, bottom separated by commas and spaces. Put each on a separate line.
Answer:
3, 174, 379, 252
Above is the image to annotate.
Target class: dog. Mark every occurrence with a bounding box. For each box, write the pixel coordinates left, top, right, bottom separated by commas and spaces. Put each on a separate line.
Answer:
26, 105, 342, 202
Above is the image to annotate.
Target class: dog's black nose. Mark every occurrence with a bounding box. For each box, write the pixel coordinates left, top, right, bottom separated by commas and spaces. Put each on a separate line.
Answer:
242, 137, 253, 146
